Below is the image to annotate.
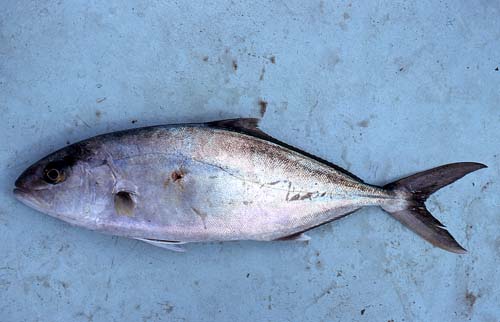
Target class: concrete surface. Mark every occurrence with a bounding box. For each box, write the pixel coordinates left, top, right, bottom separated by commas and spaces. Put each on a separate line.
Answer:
1, 1, 499, 321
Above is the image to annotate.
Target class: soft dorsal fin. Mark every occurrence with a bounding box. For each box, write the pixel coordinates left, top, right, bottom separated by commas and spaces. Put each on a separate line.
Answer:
205, 118, 365, 183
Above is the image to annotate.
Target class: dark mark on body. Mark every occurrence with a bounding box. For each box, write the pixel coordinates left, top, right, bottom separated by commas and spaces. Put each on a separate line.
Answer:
171, 170, 184, 182
300, 192, 314, 200
232, 60, 238, 71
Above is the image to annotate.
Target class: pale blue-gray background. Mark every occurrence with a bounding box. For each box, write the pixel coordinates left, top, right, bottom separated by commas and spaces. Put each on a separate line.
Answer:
1, 1, 499, 321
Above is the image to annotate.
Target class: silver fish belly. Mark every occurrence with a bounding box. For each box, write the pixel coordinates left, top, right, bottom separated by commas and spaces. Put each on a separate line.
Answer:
14, 118, 486, 253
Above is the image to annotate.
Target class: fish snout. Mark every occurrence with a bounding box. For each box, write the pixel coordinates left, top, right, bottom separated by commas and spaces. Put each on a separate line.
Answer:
13, 168, 51, 210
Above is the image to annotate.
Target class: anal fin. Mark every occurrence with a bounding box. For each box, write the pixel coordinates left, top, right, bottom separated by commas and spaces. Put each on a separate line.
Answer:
135, 238, 187, 252
275, 232, 311, 242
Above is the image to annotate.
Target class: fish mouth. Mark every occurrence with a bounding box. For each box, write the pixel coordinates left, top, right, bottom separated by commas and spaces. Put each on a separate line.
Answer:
13, 186, 48, 212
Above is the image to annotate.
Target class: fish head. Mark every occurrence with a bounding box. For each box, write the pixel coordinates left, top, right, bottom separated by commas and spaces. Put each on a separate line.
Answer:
13, 142, 114, 228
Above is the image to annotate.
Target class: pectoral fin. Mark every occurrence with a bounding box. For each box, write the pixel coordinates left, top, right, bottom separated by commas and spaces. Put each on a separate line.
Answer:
135, 238, 187, 252
275, 232, 311, 242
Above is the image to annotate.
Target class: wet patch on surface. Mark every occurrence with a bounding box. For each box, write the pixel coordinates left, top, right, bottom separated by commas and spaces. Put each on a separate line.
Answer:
259, 66, 265, 81
357, 119, 370, 128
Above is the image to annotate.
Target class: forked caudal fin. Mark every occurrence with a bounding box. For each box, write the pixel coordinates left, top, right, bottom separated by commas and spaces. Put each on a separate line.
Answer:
381, 162, 487, 254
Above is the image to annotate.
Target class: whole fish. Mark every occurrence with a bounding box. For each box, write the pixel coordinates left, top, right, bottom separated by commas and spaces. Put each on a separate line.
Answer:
14, 118, 486, 253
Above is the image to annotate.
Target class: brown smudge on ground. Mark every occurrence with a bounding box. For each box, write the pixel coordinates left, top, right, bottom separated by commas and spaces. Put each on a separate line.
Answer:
95, 110, 102, 118
343, 12, 350, 20
203, 56, 209, 62
258, 99, 268, 117
191, 207, 208, 229
163, 178, 170, 188
357, 119, 370, 127
269, 56, 276, 64
481, 181, 492, 192
259, 66, 265, 81
289, 194, 300, 201
360, 309, 365, 315
465, 290, 479, 311
160, 302, 174, 314
171, 169, 184, 182
232, 60, 238, 71
96, 97, 106, 103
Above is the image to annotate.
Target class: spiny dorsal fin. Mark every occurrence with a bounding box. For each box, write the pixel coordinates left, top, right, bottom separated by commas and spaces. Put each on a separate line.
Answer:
206, 118, 275, 141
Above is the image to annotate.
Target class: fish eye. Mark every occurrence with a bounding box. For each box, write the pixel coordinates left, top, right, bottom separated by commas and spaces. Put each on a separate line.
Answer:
43, 161, 67, 184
